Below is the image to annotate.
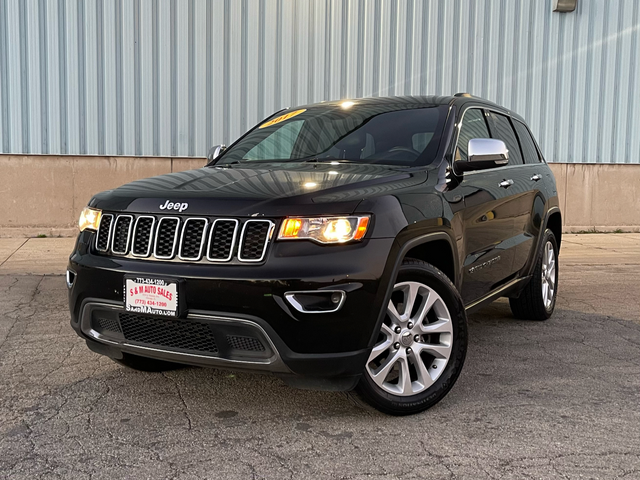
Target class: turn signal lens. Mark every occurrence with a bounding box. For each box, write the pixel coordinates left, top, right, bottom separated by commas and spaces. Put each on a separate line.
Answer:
278, 216, 370, 244
78, 207, 102, 232
281, 218, 303, 238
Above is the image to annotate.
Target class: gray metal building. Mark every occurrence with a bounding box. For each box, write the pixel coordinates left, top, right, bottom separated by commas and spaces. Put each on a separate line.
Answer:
0, 0, 638, 163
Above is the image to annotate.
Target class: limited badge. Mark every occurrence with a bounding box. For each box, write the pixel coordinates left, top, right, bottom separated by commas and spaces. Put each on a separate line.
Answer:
259, 109, 306, 129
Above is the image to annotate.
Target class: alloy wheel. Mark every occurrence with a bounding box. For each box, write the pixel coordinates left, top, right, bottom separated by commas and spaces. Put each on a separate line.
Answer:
365, 281, 453, 396
541, 240, 556, 310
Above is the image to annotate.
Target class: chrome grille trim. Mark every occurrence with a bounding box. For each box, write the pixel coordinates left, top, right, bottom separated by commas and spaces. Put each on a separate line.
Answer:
131, 216, 156, 258
237, 220, 275, 263
110, 215, 134, 255
206, 218, 239, 262
95, 214, 114, 253
178, 218, 209, 261
153, 217, 181, 260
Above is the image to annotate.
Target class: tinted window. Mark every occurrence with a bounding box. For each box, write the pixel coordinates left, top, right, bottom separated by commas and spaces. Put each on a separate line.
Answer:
219, 104, 449, 167
244, 120, 304, 160
513, 120, 541, 164
456, 109, 490, 162
488, 112, 523, 166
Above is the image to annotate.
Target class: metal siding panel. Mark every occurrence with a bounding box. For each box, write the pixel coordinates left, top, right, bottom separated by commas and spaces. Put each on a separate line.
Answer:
102, 0, 117, 155
139, 0, 154, 156
192, 0, 207, 156
83, 0, 98, 154
45, 0, 60, 154
157, 0, 171, 156
1, 0, 639, 163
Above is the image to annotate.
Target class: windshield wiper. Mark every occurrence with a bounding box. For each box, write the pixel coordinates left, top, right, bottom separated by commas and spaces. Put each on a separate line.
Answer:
215, 160, 242, 168
302, 157, 355, 163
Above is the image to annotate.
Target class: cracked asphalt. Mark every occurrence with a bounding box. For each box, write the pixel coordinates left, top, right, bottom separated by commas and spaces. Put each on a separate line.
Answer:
1, 235, 639, 479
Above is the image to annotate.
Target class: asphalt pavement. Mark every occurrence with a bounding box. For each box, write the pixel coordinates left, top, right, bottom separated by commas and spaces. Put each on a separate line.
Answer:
0, 234, 639, 479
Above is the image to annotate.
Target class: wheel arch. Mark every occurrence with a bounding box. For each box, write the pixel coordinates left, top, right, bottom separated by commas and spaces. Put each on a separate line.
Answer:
368, 231, 460, 349
546, 210, 562, 250
404, 238, 457, 287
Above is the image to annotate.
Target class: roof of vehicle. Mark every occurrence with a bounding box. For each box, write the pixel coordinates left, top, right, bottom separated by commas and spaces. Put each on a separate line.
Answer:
293, 94, 527, 124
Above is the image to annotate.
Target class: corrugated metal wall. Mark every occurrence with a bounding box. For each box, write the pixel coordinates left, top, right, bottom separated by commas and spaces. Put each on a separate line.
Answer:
0, 0, 639, 163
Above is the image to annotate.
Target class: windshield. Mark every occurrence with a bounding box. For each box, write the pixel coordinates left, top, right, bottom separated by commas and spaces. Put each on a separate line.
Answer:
217, 103, 448, 167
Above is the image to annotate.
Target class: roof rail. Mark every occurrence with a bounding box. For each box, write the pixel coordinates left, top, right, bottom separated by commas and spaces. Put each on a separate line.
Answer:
454, 92, 473, 98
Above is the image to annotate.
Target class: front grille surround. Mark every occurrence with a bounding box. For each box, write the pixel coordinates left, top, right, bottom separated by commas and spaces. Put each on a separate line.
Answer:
96, 214, 114, 252
95, 213, 274, 264
131, 216, 156, 257
178, 217, 209, 261
153, 217, 181, 260
111, 215, 133, 255
207, 218, 239, 262
237, 220, 275, 262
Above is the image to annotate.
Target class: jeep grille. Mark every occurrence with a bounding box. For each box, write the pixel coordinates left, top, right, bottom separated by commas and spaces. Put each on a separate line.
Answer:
95, 214, 274, 264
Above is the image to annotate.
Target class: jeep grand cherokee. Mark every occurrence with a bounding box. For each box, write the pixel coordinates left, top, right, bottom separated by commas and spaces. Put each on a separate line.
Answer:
68, 94, 561, 415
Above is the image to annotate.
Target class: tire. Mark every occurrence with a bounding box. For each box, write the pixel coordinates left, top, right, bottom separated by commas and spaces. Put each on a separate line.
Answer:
349, 259, 468, 416
114, 353, 184, 372
509, 229, 558, 321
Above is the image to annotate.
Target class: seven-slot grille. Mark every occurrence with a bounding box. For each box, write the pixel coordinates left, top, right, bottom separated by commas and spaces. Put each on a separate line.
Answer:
95, 213, 273, 264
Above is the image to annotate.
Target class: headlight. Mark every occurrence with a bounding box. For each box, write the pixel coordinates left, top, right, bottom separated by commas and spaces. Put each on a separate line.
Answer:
78, 207, 102, 232
278, 216, 370, 244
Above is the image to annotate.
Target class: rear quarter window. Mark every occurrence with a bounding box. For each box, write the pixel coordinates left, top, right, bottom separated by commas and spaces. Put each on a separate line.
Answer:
487, 112, 524, 166
513, 120, 542, 164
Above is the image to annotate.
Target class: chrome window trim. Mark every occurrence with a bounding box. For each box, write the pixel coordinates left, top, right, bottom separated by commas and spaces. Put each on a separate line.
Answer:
153, 217, 181, 260
110, 215, 134, 255
131, 216, 156, 258
284, 290, 346, 314
95, 213, 114, 253
237, 220, 275, 263
206, 218, 239, 262
178, 217, 209, 261
452, 106, 525, 177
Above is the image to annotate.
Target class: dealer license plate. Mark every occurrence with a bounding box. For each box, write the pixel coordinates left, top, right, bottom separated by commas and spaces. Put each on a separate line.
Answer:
125, 277, 178, 317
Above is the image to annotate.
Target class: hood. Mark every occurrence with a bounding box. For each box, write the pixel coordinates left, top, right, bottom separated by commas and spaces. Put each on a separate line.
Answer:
89, 162, 429, 217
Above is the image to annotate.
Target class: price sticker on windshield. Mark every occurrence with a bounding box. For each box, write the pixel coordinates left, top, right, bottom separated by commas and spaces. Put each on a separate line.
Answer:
259, 109, 306, 129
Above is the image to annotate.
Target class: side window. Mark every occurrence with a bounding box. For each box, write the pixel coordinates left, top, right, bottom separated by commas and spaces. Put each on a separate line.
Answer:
456, 109, 490, 161
487, 112, 523, 166
513, 121, 542, 164
244, 120, 304, 160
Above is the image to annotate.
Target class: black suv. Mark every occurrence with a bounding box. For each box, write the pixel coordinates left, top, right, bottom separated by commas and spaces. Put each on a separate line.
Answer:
68, 94, 561, 415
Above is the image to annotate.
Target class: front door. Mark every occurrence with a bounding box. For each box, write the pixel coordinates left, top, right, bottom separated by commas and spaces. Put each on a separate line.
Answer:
449, 108, 524, 304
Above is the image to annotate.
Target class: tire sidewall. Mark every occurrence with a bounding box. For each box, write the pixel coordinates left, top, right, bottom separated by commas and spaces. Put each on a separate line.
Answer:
357, 260, 468, 415
541, 230, 559, 316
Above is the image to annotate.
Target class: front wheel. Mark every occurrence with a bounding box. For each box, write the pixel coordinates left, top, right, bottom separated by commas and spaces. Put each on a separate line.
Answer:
350, 259, 468, 416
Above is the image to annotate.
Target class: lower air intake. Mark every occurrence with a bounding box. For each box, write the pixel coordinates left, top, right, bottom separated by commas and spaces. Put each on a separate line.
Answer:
118, 313, 219, 355
226, 335, 266, 352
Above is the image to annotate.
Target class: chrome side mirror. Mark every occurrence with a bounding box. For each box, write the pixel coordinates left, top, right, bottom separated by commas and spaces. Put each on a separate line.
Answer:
456, 138, 509, 172
206, 144, 226, 163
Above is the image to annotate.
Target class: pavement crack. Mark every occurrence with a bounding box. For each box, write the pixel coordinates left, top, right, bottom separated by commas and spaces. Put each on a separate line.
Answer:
162, 372, 193, 431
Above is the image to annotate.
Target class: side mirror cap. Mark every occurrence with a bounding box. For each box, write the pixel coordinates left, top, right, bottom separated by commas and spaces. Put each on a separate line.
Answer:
455, 138, 509, 172
206, 144, 227, 164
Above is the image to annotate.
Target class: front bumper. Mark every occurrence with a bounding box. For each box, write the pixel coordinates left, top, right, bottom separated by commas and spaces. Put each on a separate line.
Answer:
68, 231, 396, 390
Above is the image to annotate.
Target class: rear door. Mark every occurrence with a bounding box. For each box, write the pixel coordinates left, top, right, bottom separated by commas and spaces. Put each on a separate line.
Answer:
511, 120, 551, 272
451, 108, 522, 304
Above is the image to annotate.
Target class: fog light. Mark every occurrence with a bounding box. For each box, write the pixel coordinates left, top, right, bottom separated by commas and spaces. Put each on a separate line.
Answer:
285, 290, 346, 313
66, 269, 76, 289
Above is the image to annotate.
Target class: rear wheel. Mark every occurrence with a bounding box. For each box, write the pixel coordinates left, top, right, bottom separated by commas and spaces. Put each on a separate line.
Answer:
509, 229, 558, 321
114, 353, 184, 372
350, 259, 468, 416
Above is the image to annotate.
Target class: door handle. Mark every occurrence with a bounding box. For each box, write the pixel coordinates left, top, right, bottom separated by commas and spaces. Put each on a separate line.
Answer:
499, 179, 514, 188
530, 174, 542, 181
